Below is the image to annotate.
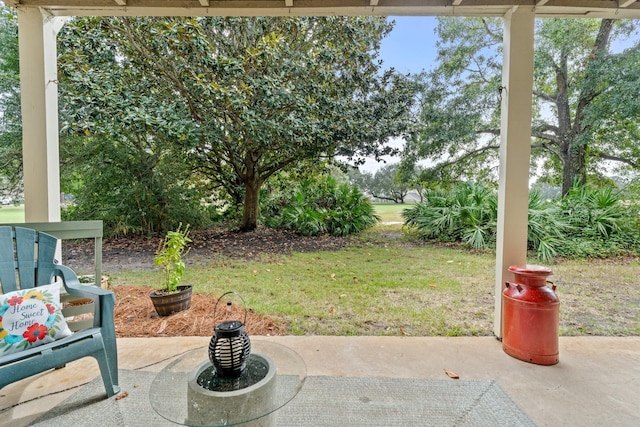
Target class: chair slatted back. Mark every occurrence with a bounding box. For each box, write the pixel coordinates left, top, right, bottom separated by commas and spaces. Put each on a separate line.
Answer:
0, 226, 59, 293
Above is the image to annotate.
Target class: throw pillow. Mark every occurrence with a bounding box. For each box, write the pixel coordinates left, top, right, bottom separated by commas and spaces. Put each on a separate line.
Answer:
0, 283, 73, 356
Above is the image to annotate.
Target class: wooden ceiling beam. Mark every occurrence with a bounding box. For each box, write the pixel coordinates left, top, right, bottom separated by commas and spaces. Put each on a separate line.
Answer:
7, 0, 640, 19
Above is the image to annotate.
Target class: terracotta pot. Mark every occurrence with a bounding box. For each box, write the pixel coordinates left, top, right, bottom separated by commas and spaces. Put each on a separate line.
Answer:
150, 285, 193, 316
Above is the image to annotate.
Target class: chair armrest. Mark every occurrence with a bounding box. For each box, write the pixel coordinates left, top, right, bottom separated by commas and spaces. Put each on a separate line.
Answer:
53, 264, 111, 297
52, 264, 116, 328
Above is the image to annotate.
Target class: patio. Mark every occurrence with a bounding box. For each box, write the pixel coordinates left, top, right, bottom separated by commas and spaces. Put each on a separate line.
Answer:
2, 335, 640, 426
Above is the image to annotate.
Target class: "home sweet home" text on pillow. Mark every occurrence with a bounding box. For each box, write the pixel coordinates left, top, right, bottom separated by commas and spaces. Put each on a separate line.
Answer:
0, 283, 73, 356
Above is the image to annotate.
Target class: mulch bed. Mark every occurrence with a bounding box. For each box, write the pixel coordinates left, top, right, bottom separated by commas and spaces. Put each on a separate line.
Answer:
112, 286, 286, 337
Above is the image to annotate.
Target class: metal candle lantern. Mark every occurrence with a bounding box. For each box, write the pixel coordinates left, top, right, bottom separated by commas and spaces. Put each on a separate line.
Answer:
209, 292, 251, 378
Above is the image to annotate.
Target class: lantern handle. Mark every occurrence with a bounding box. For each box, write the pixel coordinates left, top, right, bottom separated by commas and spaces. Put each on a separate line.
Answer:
213, 291, 248, 326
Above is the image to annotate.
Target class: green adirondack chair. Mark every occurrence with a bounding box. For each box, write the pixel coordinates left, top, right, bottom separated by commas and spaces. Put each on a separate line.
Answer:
0, 226, 120, 397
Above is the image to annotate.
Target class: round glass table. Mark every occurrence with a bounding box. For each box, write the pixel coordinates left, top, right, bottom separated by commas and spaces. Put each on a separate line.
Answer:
149, 340, 306, 426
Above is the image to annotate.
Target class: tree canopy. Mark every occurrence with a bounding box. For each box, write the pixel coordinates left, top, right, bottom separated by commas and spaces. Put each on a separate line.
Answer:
349, 163, 411, 204
0, 6, 21, 198
404, 17, 640, 194
58, 16, 417, 231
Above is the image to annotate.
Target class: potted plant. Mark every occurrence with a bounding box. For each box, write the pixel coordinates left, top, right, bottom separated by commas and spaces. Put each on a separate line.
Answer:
149, 224, 193, 316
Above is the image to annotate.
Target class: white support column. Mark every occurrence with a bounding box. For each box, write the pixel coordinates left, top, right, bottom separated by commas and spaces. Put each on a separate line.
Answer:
17, 8, 63, 223
493, 7, 535, 338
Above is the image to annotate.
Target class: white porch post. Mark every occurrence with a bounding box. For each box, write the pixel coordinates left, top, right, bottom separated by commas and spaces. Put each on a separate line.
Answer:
493, 7, 535, 338
17, 8, 65, 222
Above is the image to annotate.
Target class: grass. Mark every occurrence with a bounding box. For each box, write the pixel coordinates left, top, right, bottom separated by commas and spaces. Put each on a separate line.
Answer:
108, 224, 640, 337
372, 203, 407, 223
113, 236, 497, 336
551, 258, 640, 336
0, 205, 25, 223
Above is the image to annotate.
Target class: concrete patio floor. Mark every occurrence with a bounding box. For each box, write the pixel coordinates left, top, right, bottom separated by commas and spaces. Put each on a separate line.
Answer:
1, 336, 639, 427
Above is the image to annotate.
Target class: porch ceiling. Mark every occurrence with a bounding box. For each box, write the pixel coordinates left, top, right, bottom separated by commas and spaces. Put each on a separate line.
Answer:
6, 0, 640, 19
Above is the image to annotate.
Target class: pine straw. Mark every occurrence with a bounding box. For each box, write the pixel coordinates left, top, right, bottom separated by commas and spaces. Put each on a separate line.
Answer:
112, 286, 286, 338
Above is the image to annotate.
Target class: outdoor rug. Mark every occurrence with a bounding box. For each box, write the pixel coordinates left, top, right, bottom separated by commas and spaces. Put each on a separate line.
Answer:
30, 370, 535, 427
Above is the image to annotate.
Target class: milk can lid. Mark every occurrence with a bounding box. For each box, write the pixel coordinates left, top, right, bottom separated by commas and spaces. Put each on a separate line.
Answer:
508, 264, 553, 275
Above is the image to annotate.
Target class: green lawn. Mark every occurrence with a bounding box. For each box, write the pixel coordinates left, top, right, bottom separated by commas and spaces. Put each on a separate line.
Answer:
0, 205, 24, 223
112, 239, 498, 336
109, 225, 640, 337
373, 203, 407, 223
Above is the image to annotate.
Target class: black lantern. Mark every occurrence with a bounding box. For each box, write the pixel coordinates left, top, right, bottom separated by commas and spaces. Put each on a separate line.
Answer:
209, 292, 251, 378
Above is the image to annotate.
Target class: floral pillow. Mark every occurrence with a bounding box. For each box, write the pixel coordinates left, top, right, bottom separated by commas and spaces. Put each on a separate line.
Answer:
0, 283, 73, 356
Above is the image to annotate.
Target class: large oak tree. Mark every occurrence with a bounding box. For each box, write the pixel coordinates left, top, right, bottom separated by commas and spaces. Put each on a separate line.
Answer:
59, 16, 417, 231
404, 18, 640, 194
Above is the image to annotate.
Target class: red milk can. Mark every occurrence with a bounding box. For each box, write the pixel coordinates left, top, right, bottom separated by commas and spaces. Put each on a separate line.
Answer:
502, 264, 559, 365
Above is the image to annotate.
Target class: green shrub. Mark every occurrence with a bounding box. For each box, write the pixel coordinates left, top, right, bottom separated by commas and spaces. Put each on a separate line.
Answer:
62, 178, 213, 237
553, 185, 640, 258
264, 176, 379, 236
403, 183, 497, 249
60, 135, 215, 236
403, 183, 640, 261
526, 191, 567, 262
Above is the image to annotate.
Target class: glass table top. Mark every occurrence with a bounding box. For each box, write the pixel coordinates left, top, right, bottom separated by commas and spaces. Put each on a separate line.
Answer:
149, 340, 306, 426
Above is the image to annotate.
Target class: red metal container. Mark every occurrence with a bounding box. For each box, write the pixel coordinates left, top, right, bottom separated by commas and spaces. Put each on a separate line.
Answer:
502, 264, 559, 365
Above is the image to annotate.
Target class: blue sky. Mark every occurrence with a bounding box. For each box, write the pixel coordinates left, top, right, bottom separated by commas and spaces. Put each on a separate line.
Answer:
356, 17, 442, 173
355, 17, 441, 173
379, 16, 439, 74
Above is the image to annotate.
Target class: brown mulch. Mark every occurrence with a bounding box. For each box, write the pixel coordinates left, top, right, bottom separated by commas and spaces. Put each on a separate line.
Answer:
112, 285, 286, 338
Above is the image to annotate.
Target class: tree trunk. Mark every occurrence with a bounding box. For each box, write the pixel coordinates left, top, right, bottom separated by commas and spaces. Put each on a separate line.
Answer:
240, 176, 261, 231
559, 19, 613, 195
550, 19, 613, 196
561, 138, 587, 195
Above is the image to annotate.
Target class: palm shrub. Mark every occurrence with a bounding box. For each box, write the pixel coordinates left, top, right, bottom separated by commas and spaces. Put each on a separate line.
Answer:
562, 185, 621, 239
278, 191, 327, 236
404, 182, 640, 260
527, 191, 568, 262
260, 182, 297, 228
264, 176, 379, 236
553, 185, 639, 258
402, 189, 453, 239
403, 183, 498, 249
323, 181, 379, 236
